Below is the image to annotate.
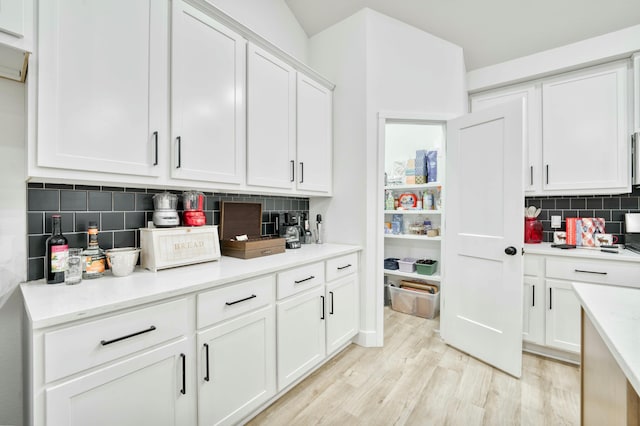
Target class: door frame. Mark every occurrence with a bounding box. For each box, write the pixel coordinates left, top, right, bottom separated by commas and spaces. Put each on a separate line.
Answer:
375, 112, 456, 346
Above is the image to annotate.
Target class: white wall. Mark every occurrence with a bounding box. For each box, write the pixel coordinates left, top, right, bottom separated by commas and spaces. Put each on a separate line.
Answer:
208, 0, 309, 63
0, 77, 26, 426
309, 8, 465, 346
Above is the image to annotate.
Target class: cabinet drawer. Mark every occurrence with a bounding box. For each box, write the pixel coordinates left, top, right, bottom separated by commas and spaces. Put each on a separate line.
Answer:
326, 253, 358, 282
197, 275, 275, 329
546, 257, 640, 287
277, 262, 324, 300
44, 298, 188, 383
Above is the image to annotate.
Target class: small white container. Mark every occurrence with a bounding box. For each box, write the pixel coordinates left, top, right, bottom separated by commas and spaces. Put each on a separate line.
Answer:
397, 257, 417, 273
105, 248, 141, 277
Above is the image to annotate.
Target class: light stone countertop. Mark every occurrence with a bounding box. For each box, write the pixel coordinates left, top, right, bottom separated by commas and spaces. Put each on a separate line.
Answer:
525, 242, 640, 262
21, 243, 361, 329
573, 282, 640, 396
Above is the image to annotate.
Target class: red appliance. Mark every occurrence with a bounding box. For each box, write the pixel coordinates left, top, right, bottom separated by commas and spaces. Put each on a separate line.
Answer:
182, 191, 206, 226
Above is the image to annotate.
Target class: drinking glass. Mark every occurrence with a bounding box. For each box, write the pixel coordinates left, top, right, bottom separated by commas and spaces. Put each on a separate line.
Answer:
65, 248, 83, 285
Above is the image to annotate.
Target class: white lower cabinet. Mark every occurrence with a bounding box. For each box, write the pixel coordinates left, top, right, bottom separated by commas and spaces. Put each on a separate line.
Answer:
545, 279, 581, 353
197, 305, 276, 426
46, 339, 194, 426
277, 285, 326, 390
522, 275, 544, 345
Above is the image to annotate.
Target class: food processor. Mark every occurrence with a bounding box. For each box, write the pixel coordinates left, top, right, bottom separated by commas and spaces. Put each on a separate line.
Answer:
182, 191, 206, 226
152, 192, 179, 227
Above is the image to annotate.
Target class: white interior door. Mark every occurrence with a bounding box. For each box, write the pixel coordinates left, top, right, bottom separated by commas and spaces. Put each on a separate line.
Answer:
442, 100, 524, 377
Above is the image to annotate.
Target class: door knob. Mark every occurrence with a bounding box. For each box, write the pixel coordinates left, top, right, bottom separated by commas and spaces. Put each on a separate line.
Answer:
504, 246, 517, 256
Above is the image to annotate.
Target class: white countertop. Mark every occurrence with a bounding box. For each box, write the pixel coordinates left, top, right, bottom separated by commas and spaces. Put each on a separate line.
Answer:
573, 282, 640, 395
21, 243, 360, 329
525, 242, 640, 262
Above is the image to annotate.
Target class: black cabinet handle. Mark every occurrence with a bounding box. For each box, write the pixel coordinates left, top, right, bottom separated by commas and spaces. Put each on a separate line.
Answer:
530, 166, 533, 186
549, 288, 552, 310
545, 164, 549, 185
176, 136, 182, 169
320, 295, 325, 320
203, 343, 210, 382
532, 285, 535, 307
294, 276, 315, 284
153, 131, 158, 166
100, 325, 156, 346
225, 294, 257, 306
329, 291, 334, 315
337, 264, 352, 270
574, 269, 607, 275
290, 160, 295, 182
300, 162, 304, 183
180, 353, 186, 395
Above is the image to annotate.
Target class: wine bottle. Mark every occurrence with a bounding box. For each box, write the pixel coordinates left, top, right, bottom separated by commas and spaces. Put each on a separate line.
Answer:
46, 215, 68, 284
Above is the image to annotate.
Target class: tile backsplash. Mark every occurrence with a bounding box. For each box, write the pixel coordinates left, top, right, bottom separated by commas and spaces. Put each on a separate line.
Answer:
27, 183, 309, 281
525, 186, 640, 243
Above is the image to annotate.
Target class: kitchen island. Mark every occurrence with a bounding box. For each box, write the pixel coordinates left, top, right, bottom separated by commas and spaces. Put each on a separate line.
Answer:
573, 282, 640, 425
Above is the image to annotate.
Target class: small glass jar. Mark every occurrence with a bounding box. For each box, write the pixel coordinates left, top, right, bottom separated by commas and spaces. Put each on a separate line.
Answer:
65, 248, 83, 285
524, 217, 544, 243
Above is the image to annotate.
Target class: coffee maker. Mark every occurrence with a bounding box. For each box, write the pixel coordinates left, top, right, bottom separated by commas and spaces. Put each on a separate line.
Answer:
624, 213, 640, 253
280, 213, 301, 249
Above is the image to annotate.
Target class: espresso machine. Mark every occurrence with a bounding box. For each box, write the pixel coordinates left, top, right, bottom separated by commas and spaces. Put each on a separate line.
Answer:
624, 213, 640, 253
280, 213, 301, 249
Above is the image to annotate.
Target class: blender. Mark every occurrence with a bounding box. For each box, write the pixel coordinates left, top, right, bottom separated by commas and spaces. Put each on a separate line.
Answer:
182, 191, 206, 226
152, 192, 179, 227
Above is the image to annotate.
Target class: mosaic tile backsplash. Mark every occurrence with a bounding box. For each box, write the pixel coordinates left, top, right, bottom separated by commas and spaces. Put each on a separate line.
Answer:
27, 183, 309, 281
525, 186, 640, 243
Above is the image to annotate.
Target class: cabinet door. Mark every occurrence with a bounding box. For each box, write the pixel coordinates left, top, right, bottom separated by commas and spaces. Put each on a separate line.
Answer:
470, 84, 541, 194
542, 61, 629, 193
37, 0, 167, 177
0, 0, 24, 37
296, 73, 332, 193
46, 339, 194, 426
197, 305, 276, 426
277, 286, 326, 390
522, 275, 544, 345
326, 274, 359, 354
171, 1, 245, 184
246, 43, 296, 189
545, 279, 581, 353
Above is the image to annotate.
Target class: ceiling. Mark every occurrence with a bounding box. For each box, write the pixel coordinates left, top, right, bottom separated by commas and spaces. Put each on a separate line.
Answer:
284, 0, 640, 70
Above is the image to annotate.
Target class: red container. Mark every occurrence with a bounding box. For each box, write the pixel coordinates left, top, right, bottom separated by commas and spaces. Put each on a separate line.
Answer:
524, 217, 543, 243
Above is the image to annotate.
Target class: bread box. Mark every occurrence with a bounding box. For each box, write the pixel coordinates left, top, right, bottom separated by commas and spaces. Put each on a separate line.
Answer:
219, 202, 285, 259
140, 225, 221, 272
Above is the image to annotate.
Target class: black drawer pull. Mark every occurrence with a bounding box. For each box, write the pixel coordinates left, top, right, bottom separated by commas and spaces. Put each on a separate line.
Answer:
337, 264, 352, 270
294, 276, 315, 284
204, 343, 210, 382
330, 291, 334, 315
100, 325, 156, 346
225, 294, 257, 306
180, 353, 186, 395
320, 295, 325, 320
574, 269, 607, 275
532, 285, 535, 307
549, 288, 552, 310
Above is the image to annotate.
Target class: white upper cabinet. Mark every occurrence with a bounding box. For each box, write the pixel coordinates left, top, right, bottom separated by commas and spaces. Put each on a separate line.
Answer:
37, 0, 168, 177
634, 53, 640, 134
542, 61, 629, 194
171, 1, 245, 185
470, 83, 541, 194
246, 43, 296, 189
296, 73, 333, 193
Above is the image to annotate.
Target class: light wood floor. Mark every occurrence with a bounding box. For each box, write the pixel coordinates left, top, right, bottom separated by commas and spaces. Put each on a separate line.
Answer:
248, 307, 580, 426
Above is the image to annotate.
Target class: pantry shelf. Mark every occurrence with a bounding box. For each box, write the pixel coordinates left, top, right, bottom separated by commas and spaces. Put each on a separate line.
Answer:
384, 234, 442, 241
384, 209, 442, 215
384, 269, 441, 283
384, 183, 441, 191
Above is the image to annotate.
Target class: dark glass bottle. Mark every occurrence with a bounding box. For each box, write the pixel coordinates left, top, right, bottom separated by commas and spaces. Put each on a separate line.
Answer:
46, 215, 68, 284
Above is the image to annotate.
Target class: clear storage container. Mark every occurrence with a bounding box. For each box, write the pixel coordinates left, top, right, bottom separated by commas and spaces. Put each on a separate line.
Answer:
389, 285, 440, 319
397, 257, 417, 273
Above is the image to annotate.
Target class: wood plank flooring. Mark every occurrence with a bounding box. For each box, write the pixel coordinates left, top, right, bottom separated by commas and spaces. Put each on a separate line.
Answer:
248, 307, 580, 425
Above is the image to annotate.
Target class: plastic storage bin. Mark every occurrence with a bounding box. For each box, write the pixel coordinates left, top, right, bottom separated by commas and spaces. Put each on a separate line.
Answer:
415, 259, 437, 275
384, 258, 399, 270
389, 285, 439, 319
397, 257, 417, 273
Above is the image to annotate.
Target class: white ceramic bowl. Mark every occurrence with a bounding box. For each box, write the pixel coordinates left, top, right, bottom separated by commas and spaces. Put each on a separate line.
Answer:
105, 248, 141, 277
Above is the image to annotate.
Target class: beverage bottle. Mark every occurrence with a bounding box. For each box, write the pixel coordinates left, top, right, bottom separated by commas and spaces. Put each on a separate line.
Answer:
46, 215, 68, 284
82, 222, 106, 279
